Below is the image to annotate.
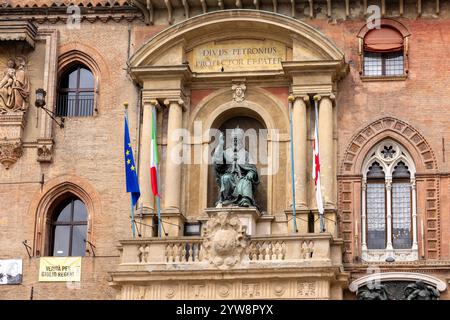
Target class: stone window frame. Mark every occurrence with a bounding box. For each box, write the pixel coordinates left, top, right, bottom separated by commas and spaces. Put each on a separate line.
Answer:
357, 19, 411, 82
361, 139, 418, 262
30, 176, 100, 257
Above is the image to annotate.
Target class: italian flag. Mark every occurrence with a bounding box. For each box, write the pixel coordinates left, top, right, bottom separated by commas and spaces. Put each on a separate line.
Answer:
150, 106, 159, 197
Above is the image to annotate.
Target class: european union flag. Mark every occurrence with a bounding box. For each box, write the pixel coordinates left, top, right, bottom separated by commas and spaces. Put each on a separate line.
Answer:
124, 116, 140, 206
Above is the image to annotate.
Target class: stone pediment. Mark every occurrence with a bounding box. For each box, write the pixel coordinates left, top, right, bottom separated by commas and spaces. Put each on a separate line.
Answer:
129, 10, 346, 74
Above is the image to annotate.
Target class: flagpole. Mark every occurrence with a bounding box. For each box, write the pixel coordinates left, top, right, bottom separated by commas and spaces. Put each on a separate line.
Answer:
125, 102, 136, 238
288, 95, 298, 233
156, 185, 162, 238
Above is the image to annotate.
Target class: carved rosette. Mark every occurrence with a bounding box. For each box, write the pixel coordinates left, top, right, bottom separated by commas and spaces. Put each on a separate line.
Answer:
202, 211, 247, 269
0, 141, 23, 169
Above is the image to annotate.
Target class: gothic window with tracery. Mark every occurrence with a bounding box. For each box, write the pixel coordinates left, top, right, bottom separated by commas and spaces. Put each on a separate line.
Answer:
361, 140, 417, 262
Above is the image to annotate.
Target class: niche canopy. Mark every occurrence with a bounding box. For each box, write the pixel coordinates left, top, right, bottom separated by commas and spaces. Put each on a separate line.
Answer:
0, 20, 38, 48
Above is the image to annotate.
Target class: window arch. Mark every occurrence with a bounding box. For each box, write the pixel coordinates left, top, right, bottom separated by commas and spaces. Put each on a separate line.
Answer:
31, 176, 100, 257
56, 64, 95, 117
361, 140, 418, 262
50, 197, 88, 257
357, 19, 410, 79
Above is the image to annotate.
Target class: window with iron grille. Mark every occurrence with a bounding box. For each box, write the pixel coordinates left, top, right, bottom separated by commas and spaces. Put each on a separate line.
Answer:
56, 64, 95, 117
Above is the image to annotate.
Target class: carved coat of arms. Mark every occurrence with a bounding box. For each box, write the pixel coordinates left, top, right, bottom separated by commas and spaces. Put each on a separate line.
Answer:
202, 211, 247, 269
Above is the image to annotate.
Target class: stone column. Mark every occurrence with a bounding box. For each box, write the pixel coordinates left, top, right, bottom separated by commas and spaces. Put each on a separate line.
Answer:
361, 179, 368, 252
315, 94, 335, 208
411, 178, 418, 252
291, 95, 309, 209
385, 178, 394, 255
163, 99, 184, 212
139, 100, 156, 212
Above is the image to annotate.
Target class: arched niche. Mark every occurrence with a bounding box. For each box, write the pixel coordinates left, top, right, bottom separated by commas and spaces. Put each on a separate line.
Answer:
207, 109, 268, 212
187, 87, 288, 215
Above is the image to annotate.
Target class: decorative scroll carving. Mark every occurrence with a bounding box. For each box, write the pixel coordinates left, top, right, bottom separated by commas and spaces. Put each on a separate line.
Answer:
202, 211, 247, 269
0, 141, 22, 169
231, 83, 246, 102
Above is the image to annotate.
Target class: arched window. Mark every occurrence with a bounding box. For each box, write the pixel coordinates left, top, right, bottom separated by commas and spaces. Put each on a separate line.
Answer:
363, 27, 404, 77
56, 64, 95, 117
361, 140, 417, 262
51, 197, 88, 257
366, 161, 386, 250
392, 161, 412, 249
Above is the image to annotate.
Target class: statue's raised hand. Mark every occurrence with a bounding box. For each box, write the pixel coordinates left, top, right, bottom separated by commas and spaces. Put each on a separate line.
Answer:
218, 131, 225, 146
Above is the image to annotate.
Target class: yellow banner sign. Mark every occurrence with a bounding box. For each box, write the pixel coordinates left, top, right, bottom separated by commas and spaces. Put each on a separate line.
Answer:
190, 39, 286, 73
39, 257, 81, 282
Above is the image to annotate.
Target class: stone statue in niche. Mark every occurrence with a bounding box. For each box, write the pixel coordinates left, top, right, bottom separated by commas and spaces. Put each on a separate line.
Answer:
0, 57, 30, 114
213, 128, 259, 208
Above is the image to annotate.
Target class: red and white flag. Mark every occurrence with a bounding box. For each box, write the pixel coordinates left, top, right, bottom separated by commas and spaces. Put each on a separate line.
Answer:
150, 106, 159, 197
312, 100, 324, 215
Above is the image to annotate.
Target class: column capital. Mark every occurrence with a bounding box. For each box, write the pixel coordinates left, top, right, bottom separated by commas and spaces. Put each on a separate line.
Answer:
385, 178, 392, 189
143, 99, 159, 106
313, 93, 336, 101
163, 98, 187, 111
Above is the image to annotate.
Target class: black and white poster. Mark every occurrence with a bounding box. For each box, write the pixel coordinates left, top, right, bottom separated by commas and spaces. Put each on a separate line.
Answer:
0, 259, 23, 285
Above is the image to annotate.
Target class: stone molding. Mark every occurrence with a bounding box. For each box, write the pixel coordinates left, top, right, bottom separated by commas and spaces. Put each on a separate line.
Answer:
129, 10, 345, 68
58, 42, 111, 82
340, 117, 438, 175
117, 279, 333, 300
29, 175, 102, 256
349, 272, 447, 292
0, 20, 38, 48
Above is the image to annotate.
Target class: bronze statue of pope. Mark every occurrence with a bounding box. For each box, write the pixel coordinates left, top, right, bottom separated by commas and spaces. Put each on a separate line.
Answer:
213, 128, 259, 207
